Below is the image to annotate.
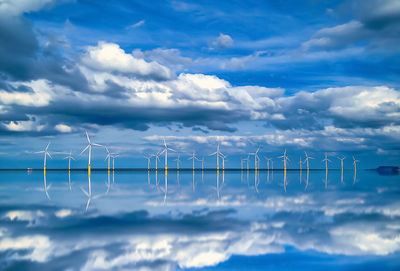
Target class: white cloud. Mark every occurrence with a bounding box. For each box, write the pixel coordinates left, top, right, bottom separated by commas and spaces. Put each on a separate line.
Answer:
302, 21, 367, 50
0, 235, 53, 262
0, 0, 53, 17
3, 120, 45, 132
0, 79, 55, 106
211, 33, 234, 49
55, 209, 72, 218
127, 19, 145, 29
81, 42, 173, 80
81, 227, 282, 270
55, 124, 72, 133
3, 210, 45, 225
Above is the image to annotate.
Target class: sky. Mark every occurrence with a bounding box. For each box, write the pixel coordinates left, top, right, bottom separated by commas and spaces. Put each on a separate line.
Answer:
0, 0, 399, 169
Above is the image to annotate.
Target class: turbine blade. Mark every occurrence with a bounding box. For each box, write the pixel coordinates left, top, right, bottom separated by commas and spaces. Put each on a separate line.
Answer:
93, 194, 103, 200
47, 152, 52, 159
45, 142, 51, 151
35, 151, 45, 154
85, 130, 91, 144
85, 198, 91, 211
92, 143, 102, 147
209, 152, 217, 156
80, 187, 89, 197
80, 145, 89, 155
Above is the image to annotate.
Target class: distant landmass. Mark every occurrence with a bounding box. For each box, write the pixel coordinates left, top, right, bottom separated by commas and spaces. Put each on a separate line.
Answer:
373, 166, 400, 175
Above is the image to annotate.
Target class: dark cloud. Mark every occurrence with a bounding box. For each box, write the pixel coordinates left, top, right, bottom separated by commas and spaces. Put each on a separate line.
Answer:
0, 17, 38, 80
304, 0, 400, 52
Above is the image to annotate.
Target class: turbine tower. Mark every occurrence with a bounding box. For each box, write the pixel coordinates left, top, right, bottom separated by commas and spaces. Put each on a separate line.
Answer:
144, 154, 154, 171
174, 154, 181, 170
220, 154, 227, 171
80, 130, 102, 177
64, 150, 75, 173
322, 152, 331, 172
35, 142, 52, 173
154, 152, 161, 171
159, 138, 176, 172
105, 146, 112, 173
80, 131, 102, 201
111, 153, 119, 173
322, 152, 331, 188
249, 147, 260, 171
188, 151, 200, 171
278, 149, 290, 173
337, 156, 346, 172
264, 156, 273, 171
209, 143, 224, 171
303, 151, 313, 190
337, 156, 346, 183
303, 151, 313, 171
352, 156, 359, 183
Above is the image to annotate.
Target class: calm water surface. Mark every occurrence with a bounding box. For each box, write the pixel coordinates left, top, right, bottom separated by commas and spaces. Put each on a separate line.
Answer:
0, 170, 399, 270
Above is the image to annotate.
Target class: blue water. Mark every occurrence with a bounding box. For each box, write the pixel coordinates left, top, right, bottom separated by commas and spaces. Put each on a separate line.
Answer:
0, 170, 399, 270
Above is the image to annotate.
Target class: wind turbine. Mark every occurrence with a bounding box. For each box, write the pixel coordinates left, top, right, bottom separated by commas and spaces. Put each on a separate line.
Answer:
299, 156, 303, 183
249, 147, 260, 171
188, 151, 199, 171
110, 153, 119, 184
322, 152, 331, 172
154, 152, 161, 171
63, 150, 74, 190
80, 131, 102, 204
35, 142, 52, 173
111, 153, 119, 171
278, 149, 289, 191
240, 158, 246, 171
322, 152, 331, 188
200, 157, 205, 171
264, 156, 273, 183
105, 146, 112, 173
220, 154, 227, 171
303, 151, 313, 190
209, 144, 224, 171
144, 154, 153, 171
264, 156, 273, 171
303, 152, 313, 171
337, 156, 346, 183
63, 150, 74, 172
35, 142, 52, 199
278, 149, 290, 173
159, 138, 176, 172
80, 130, 102, 177
173, 154, 181, 170
353, 156, 359, 184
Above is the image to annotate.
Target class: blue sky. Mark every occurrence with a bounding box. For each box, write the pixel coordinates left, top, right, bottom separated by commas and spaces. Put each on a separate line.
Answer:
0, 0, 399, 168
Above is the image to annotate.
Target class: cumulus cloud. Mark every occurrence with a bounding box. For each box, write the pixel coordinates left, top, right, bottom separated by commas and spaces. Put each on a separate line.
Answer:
1, 52, 399, 151
81, 42, 173, 80
3, 210, 45, 225
303, 0, 400, 52
211, 33, 234, 49
0, 235, 53, 262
